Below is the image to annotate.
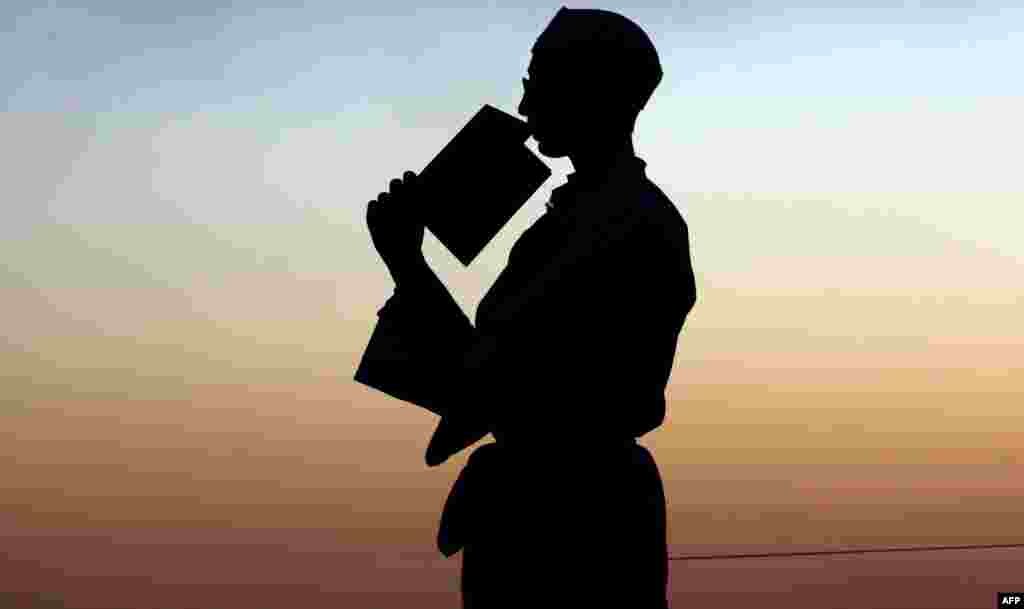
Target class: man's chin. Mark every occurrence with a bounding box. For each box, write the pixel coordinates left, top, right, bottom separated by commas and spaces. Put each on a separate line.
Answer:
536, 138, 569, 158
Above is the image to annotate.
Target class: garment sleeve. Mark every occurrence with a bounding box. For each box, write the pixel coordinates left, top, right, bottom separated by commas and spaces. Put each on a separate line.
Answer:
353, 270, 477, 418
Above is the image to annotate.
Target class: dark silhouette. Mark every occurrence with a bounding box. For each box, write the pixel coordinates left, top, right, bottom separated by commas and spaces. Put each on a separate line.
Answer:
356, 7, 696, 608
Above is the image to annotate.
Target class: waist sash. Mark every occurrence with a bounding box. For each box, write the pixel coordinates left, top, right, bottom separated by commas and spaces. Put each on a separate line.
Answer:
437, 438, 641, 557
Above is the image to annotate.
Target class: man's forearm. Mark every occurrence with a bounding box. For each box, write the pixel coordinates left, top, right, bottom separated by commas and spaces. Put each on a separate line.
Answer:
394, 257, 439, 295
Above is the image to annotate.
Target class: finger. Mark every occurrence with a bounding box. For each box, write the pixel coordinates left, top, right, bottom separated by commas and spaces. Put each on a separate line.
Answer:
367, 198, 381, 218
377, 191, 390, 206
389, 178, 403, 196
403, 170, 417, 185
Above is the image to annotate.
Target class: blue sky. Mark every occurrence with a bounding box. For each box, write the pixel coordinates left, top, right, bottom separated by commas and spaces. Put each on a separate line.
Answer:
7, 2, 1024, 111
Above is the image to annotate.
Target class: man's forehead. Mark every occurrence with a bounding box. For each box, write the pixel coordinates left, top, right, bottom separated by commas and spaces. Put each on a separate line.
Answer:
525, 54, 549, 78
527, 54, 545, 75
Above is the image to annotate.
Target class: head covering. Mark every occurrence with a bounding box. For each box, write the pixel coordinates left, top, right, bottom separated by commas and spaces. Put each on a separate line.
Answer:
531, 7, 662, 114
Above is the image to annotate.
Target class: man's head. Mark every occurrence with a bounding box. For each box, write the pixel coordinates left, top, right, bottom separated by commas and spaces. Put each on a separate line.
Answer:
518, 7, 662, 158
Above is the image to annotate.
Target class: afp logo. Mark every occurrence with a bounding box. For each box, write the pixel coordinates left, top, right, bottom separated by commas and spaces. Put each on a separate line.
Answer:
999, 593, 1024, 606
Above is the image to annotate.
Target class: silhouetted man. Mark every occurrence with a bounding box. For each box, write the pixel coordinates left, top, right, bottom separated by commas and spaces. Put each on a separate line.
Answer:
363, 7, 696, 608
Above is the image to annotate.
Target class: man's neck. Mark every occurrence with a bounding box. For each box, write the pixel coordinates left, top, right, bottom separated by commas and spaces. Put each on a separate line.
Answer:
568, 137, 635, 184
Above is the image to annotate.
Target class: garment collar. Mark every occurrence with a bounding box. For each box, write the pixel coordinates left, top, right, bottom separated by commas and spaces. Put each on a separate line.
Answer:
545, 154, 647, 214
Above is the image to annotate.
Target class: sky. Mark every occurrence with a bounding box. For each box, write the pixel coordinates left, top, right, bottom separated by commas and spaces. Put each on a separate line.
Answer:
2, 2, 1023, 607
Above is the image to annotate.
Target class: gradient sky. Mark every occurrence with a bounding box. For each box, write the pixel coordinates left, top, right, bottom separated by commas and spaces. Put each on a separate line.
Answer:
2, 2, 1023, 607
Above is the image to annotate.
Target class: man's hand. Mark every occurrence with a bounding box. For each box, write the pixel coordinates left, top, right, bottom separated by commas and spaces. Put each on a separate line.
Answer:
366, 170, 427, 286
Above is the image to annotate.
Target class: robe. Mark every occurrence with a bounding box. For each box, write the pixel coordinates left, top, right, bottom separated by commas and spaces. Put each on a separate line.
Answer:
355, 154, 696, 608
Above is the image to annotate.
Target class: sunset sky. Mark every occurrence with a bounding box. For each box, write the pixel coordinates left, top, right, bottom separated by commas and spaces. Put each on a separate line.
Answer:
2, 2, 1022, 607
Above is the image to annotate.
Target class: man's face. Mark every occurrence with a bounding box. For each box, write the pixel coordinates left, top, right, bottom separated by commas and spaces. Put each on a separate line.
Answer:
517, 53, 588, 158
517, 51, 632, 159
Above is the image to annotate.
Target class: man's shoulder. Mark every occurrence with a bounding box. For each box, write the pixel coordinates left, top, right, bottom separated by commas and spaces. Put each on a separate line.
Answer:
630, 177, 689, 244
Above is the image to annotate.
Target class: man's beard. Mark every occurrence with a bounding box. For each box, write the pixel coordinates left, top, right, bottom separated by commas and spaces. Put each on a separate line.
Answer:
536, 138, 570, 158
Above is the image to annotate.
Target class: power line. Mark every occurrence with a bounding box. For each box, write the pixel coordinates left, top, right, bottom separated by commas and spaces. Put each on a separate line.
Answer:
669, 542, 1024, 561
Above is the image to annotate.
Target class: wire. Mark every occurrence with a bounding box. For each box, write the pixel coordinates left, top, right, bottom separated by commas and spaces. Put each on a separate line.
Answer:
669, 542, 1024, 561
